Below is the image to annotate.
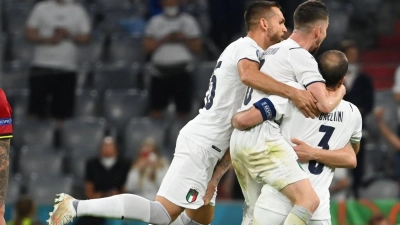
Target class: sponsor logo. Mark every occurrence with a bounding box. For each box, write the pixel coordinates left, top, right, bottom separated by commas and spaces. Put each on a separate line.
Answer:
0, 118, 12, 126
186, 188, 199, 203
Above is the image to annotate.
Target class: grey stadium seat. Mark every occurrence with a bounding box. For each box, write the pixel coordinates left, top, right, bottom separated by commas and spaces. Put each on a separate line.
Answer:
124, 117, 168, 160
6, 175, 22, 204
2, 61, 29, 90
13, 120, 55, 150
360, 179, 399, 200
94, 63, 141, 92
103, 89, 149, 134
5, 3, 31, 34
77, 34, 105, 65
193, 61, 216, 100
28, 175, 73, 205
109, 34, 144, 64
6, 89, 29, 123
19, 145, 63, 177
74, 89, 99, 118
61, 117, 106, 154
10, 31, 34, 63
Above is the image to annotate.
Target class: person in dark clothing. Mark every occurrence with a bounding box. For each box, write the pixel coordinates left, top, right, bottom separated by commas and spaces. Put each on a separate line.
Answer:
340, 40, 375, 199
75, 136, 130, 225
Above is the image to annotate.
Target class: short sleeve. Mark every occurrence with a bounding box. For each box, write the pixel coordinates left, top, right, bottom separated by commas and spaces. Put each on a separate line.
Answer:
0, 90, 13, 139
289, 49, 325, 87
235, 44, 261, 65
333, 168, 348, 180
144, 17, 159, 38
350, 104, 362, 144
182, 15, 201, 38
267, 95, 290, 120
76, 6, 91, 34
26, 4, 42, 28
392, 66, 400, 94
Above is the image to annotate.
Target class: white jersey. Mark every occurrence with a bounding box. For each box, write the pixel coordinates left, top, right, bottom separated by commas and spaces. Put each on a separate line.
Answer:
255, 82, 363, 220
180, 37, 264, 159
260, 38, 325, 86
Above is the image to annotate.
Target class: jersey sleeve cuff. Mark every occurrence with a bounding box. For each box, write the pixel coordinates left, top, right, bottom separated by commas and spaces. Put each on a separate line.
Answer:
0, 134, 12, 139
238, 57, 260, 65
304, 80, 326, 88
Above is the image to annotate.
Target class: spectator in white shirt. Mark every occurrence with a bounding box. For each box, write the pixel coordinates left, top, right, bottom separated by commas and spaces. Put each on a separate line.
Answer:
144, 0, 202, 119
25, 0, 90, 127
125, 138, 169, 201
329, 168, 351, 201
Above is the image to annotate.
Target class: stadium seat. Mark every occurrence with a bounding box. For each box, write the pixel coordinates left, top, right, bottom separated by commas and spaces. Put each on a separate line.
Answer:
27, 175, 73, 205
13, 120, 55, 150
4, 3, 31, 34
74, 89, 99, 118
10, 31, 34, 63
77, 33, 105, 65
123, 117, 168, 160
61, 117, 106, 154
360, 179, 399, 200
2, 61, 30, 90
19, 145, 63, 178
5, 88, 29, 123
192, 61, 216, 100
167, 118, 188, 148
103, 89, 149, 135
6, 175, 22, 204
94, 63, 141, 92
109, 34, 144, 64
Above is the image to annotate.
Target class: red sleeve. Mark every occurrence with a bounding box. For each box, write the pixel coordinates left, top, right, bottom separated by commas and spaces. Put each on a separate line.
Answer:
0, 89, 13, 139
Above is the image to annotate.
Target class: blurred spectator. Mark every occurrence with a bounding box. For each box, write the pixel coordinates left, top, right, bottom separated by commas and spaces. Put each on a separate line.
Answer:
144, 0, 202, 119
6, 196, 42, 225
125, 138, 169, 200
374, 107, 400, 195
340, 40, 375, 199
25, 0, 91, 138
329, 168, 351, 201
76, 137, 130, 225
368, 214, 389, 225
217, 167, 244, 200
208, 0, 244, 50
392, 66, 400, 134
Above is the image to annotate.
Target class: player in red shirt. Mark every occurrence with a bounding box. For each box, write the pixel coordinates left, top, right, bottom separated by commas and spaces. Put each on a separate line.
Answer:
0, 89, 13, 225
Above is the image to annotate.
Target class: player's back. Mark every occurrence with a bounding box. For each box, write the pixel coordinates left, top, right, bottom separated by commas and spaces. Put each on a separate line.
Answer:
260, 38, 324, 87
180, 37, 264, 159
257, 92, 362, 220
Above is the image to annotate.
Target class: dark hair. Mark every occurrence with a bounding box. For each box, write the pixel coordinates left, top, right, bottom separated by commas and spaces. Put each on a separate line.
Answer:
368, 214, 386, 225
14, 196, 35, 225
244, 1, 280, 31
294, 0, 329, 31
317, 50, 348, 88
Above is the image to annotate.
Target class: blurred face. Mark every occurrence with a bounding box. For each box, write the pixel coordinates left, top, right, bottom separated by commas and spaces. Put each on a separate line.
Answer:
345, 47, 359, 64
140, 144, 155, 157
100, 139, 117, 158
263, 7, 287, 45
309, 19, 328, 55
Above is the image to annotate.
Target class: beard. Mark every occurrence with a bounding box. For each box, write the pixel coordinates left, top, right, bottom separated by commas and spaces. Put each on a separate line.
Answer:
267, 28, 283, 44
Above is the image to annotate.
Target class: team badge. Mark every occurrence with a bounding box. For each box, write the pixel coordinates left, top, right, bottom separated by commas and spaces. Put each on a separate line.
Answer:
186, 188, 199, 203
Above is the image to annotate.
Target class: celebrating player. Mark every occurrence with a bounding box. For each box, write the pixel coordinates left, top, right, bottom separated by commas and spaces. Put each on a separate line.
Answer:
231, 50, 361, 225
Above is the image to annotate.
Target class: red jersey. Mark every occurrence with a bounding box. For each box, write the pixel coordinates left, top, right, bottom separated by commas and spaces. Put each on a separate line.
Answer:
0, 89, 12, 139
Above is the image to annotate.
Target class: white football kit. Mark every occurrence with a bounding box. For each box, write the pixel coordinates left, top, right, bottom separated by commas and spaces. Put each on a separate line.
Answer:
253, 82, 362, 225
157, 37, 264, 209
230, 38, 326, 224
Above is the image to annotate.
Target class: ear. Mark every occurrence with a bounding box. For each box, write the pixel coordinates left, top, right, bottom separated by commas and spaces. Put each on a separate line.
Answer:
260, 18, 268, 31
314, 26, 321, 38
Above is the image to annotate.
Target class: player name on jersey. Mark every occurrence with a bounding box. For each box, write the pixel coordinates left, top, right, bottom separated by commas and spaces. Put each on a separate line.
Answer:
318, 111, 344, 122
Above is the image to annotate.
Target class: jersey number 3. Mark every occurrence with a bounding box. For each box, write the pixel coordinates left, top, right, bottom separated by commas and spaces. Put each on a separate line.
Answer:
205, 61, 222, 110
308, 125, 335, 175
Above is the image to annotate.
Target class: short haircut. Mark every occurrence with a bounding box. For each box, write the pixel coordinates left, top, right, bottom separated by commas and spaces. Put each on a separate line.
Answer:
293, 0, 329, 31
317, 50, 348, 88
339, 40, 358, 54
244, 1, 280, 31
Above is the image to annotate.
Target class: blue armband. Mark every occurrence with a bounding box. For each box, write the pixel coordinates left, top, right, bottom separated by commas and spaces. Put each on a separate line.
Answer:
253, 98, 276, 121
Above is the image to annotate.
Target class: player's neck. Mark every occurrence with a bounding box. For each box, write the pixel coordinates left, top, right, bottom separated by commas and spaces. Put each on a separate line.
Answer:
246, 32, 269, 50
289, 32, 313, 51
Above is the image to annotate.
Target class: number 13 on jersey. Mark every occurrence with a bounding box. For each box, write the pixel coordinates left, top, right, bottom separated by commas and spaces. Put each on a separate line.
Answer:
204, 61, 222, 110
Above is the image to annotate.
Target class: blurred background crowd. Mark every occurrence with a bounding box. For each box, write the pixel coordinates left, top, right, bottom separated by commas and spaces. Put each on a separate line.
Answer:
1, 0, 400, 224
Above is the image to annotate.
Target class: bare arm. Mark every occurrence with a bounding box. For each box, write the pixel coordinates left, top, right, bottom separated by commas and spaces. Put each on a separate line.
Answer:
292, 139, 358, 169
306, 82, 345, 113
203, 150, 231, 205
73, 34, 90, 44
329, 176, 350, 194
231, 106, 264, 130
374, 107, 400, 150
0, 139, 10, 221
25, 27, 60, 44
238, 59, 318, 118
185, 38, 202, 54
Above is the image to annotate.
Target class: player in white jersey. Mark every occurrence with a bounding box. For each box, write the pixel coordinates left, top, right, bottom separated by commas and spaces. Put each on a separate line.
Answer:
231, 50, 362, 225
47, 2, 319, 225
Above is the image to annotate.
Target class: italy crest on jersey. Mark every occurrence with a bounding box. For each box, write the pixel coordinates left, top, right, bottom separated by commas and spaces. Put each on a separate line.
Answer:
186, 188, 199, 203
